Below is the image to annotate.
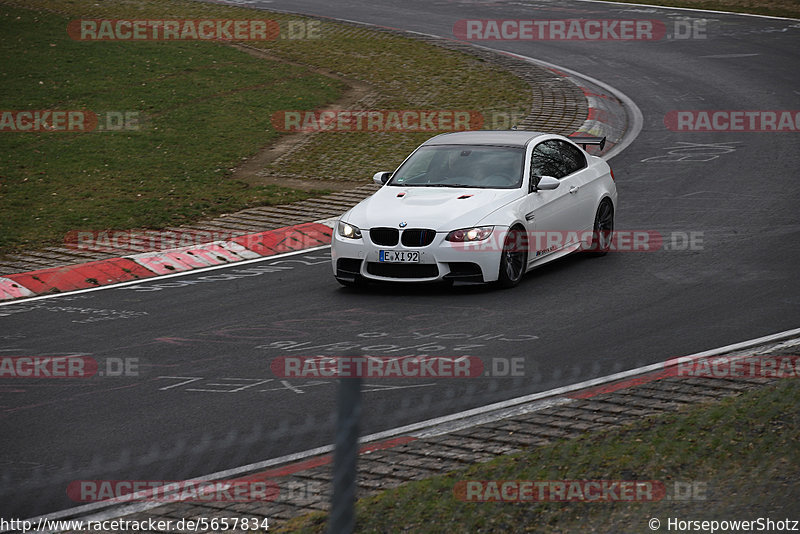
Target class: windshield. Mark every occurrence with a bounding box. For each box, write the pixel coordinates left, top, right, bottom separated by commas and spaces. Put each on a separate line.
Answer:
389, 145, 525, 189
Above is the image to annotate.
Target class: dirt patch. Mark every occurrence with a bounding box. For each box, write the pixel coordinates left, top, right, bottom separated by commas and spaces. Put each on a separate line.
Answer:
227, 43, 377, 192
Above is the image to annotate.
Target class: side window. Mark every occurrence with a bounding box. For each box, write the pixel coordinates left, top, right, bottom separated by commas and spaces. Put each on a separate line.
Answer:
557, 140, 587, 175
530, 140, 567, 179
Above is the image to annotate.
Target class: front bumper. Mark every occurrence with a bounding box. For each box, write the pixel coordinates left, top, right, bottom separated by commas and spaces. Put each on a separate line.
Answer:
331, 228, 507, 284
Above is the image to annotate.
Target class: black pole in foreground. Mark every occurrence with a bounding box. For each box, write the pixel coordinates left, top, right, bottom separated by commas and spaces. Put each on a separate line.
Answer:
327, 375, 362, 534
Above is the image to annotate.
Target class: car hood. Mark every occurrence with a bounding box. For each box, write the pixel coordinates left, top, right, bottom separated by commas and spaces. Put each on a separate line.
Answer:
343, 186, 522, 231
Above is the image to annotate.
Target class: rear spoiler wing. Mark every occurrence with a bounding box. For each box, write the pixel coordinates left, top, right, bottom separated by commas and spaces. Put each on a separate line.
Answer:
570, 136, 606, 151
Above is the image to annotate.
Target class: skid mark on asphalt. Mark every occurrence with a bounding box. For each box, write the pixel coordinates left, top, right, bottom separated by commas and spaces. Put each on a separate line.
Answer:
641, 141, 741, 163
0, 301, 149, 322
155, 375, 436, 395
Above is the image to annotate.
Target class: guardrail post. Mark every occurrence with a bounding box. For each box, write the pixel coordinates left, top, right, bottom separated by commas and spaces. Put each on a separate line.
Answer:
327, 374, 362, 534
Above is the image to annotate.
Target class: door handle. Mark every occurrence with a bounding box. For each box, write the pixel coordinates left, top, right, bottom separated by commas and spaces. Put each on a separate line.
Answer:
569, 186, 579, 194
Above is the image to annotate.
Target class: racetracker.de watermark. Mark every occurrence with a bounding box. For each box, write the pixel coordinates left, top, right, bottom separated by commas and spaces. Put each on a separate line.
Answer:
0, 111, 140, 132
66, 19, 323, 41
0, 356, 141, 378
270, 355, 525, 378
453, 19, 707, 40
1, 110, 95, 132
65, 229, 243, 252
66, 480, 278, 503
449, 230, 704, 253
271, 110, 483, 132
454, 480, 667, 502
670, 355, 800, 379
665, 110, 800, 131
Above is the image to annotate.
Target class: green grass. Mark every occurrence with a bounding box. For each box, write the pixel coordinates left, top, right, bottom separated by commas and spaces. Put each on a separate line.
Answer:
598, 0, 800, 19
0, 0, 532, 254
0, 4, 344, 251
282, 380, 800, 532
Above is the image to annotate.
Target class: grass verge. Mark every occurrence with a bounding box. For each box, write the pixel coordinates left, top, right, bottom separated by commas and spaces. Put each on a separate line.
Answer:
283, 379, 800, 532
0, 0, 533, 253
0, 3, 342, 251
599, 0, 800, 19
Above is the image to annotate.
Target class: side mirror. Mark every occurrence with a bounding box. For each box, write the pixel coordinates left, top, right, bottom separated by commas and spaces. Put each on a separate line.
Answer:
531, 175, 560, 192
373, 171, 392, 185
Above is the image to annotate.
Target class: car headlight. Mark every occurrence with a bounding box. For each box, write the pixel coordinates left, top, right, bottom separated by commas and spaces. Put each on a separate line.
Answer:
445, 226, 493, 242
337, 221, 362, 239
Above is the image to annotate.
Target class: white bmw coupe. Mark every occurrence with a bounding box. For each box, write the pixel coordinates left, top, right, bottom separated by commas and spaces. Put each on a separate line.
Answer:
331, 130, 617, 288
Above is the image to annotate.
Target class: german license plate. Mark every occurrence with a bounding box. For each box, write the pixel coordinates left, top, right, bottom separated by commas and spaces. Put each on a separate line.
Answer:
379, 250, 420, 263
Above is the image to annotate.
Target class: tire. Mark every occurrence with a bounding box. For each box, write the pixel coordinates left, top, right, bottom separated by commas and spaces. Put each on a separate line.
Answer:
588, 200, 614, 256
497, 226, 528, 288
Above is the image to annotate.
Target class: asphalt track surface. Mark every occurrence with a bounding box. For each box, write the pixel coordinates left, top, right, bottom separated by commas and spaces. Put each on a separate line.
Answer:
2, 0, 799, 520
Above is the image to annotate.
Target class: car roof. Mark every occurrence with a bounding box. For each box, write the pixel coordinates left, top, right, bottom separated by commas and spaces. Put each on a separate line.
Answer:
422, 130, 549, 147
